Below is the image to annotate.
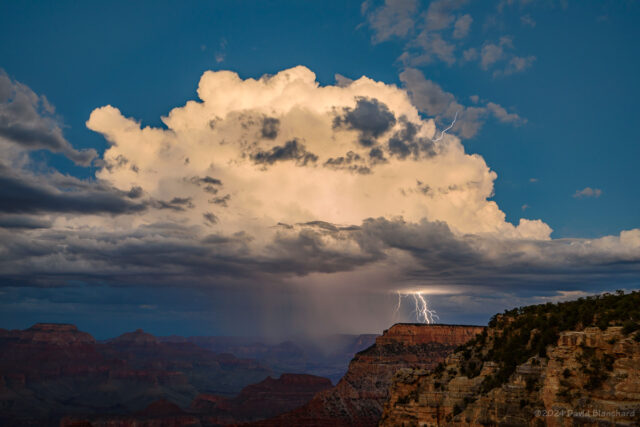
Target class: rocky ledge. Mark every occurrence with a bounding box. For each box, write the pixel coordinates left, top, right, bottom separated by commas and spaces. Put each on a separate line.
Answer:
249, 324, 484, 427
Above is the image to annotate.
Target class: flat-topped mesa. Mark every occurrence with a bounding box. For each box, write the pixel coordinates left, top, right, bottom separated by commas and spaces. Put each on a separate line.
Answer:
111, 328, 159, 345
376, 324, 486, 347
19, 323, 95, 345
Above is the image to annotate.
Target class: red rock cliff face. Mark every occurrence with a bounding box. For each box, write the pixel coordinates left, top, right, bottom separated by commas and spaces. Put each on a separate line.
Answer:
376, 324, 484, 347
248, 324, 484, 427
381, 326, 640, 427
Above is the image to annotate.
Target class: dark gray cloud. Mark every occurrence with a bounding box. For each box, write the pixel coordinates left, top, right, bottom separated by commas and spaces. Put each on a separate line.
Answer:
188, 175, 223, 194
203, 212, 219, 224
251, 139, 318, 166
357, 217, 475, 270
399, 68, 456, 117
387, 116, 436, 159
0, 220, 380, 288
355, 218, 640, 291
0, 211, 638, 339
261, 117, 280, 139
0, 71, 97, 165
201, 176, 222, 185
333, 97, 396, 147
0, 214, 52, 229
1, 215, 638, 293
169, 197, 193, 206
369, 147, 387, 163
154, 197, 194, 211
104, 154, 129, 171
0, 164, 147, 215
103, 154, 140, 173
210, 194, 231, 207
126, 186, 144, 199
189, 175, 223, 186
324, 151, 361, 167
266, 226, 383, 275
203, 185, 219, 194
399, 67, 523, 139
323, 151, 371, 174
0, 226, 251, 288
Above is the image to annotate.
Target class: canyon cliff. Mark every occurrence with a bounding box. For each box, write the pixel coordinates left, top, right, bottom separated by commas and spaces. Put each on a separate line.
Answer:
381, 292, 640, 427
248, 324, 484, 427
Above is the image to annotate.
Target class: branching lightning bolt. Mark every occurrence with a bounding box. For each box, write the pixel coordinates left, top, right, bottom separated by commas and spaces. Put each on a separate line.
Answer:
431, 110, 459, 142
394, 291, 439, 324
412, 292, 439, 324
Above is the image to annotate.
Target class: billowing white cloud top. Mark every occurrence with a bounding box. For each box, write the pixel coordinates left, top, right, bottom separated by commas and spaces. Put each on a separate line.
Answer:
86, 66, 550, 240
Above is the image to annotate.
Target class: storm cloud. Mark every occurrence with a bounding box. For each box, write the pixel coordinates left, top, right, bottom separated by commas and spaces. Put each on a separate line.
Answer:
261, 117, 280, 139
251, 139, 318, 166
0, 165, 147, 215
399, 67, 524, 138
334, 97, 396, 146
387, 117, 436, 159
0, 65, 638, 334
0, 71, 97, 165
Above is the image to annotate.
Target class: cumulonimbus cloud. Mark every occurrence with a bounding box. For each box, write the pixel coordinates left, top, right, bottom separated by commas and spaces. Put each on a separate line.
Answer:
85, 65, 543, 238
0, 66, 638, 332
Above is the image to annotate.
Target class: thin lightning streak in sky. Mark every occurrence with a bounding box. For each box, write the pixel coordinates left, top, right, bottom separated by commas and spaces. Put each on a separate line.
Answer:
393, 293, 403, 318
431, 110, 459, 142
413, 294, 421, 320
393, 293, 409, 320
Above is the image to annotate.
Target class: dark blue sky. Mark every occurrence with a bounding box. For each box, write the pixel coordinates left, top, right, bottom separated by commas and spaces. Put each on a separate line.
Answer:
1, 1, 639, 338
